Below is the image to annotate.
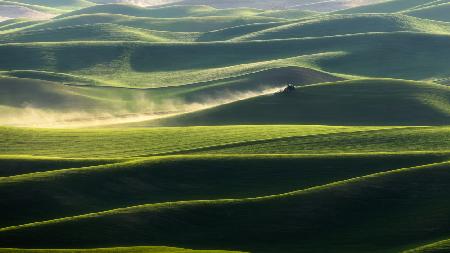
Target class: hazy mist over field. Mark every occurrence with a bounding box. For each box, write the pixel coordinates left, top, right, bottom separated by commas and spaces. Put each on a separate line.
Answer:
0, 0, 449, 253
1, 86, 282, 127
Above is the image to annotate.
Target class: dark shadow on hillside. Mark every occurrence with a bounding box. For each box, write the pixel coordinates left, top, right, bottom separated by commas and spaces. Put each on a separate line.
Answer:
318, 33, 450, 80
152, 66, 343, 103
54, 44, 127, 72
128, 42, 321, 72
1, 159, 449, 253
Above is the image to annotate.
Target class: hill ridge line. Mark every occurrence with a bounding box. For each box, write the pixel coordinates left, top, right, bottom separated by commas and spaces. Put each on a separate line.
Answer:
3, 150, 449, 182
2, 30, 447, 46
1, 159, 448, 232
0, 22, 196, 36
131, 126, 406, 157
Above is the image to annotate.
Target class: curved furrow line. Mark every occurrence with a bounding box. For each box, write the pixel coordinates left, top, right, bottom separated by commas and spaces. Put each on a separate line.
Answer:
1, 159, 448, 232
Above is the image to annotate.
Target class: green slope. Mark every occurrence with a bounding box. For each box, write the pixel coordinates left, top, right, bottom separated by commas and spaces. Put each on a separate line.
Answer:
197, 22, 290, 42
0, 23, 198, 43
196, 127, 450, 155
0, 247, 243, 253
256, 9, 319, 19
405, 239, 450, 253
0, 160, 449, 253
0, 67, 340, 125
0, 76, 151, 115
0, 24, 196, 43
404, 3, 450, 22
0, 1, 64, 15
142, 79, 450, 126
2, 126, 449, 158
233, 14, 450, 41
1, 32, 450, 87
4, 153, 446, 227
164, 0, 383, 11
1, 125, 449, 251
4, 0, 94, 11
0, 125, 385, 157
337, 0, 440, 14
0, 2, 449, 253
7, 13, 284, 33
57, 4, 265, 19
0, 19, 41, 32
147, 66, 343, 102
0, 156, 121, 177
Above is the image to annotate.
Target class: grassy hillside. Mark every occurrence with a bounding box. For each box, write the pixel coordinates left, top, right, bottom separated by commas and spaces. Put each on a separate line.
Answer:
0, 125, 387, 157
256, 9, 318, 19
0, 67, 340, 126
0, 247, 243, 253
142, 79, 450, 126
405, 239, 450, 253
0, 124, 449, 252
338, 0, 438, 14
1, 32, 450, 87
0, 2, 56, 20
0, 0, 63, 15
0, 156, 121, 177
197, 127, 450, 155
4, 153, 447, 227
233, 14, 450, 41
404, 3, 450, 22
340, 0, 450, 22
0, 2, 449, 252
57, 4, 266, 19
197, 22, 289, 41
6, 13, 284, 33
0, 23, 200, 42
0, 159, 449, 252
168, 0, 384, 11
0, 18, 41, 32
5, 0, 94, 10
0, 76, 154, 115
2, 125, 450, 157
148, 66, 343, 102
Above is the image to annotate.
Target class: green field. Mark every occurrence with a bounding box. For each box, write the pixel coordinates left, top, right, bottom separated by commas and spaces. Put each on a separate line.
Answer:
0, 125, 450, 252
0, 0, 449, 252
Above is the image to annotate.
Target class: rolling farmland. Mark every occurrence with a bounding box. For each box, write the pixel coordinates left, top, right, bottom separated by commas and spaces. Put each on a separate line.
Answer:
0, 0, 449, 252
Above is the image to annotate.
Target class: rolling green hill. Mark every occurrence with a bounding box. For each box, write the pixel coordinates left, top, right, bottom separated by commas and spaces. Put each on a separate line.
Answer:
1, 2, 450, 253
0, 124, 449, 253
0, 158, 449, 252
0, 18, 41, 32
0, 247, 244, 253
338, 0, 440, 14
1, 32, 450, 87
339, 0, 450, 23
138, 79, 450, 126
0, 23, 200, 42
0, 0, 64, 15
4, 153, 446, 227
0, 123, 449, 253
255, 9, 319, 19
166, 0, 385, 12
0, 156, 121, 177
197, 21, 290, 41
57, 4, 265, 19
404, 3, 450, 22
233, 14, 450, 41
6, 13, 284, 33
0, 67, 340, 125
5, 0, 94, 11
6, 125, 450, 158
405, 239, 450, 253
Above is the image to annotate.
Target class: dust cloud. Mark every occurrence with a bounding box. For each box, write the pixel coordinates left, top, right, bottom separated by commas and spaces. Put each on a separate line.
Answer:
0, 87, 282, 128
